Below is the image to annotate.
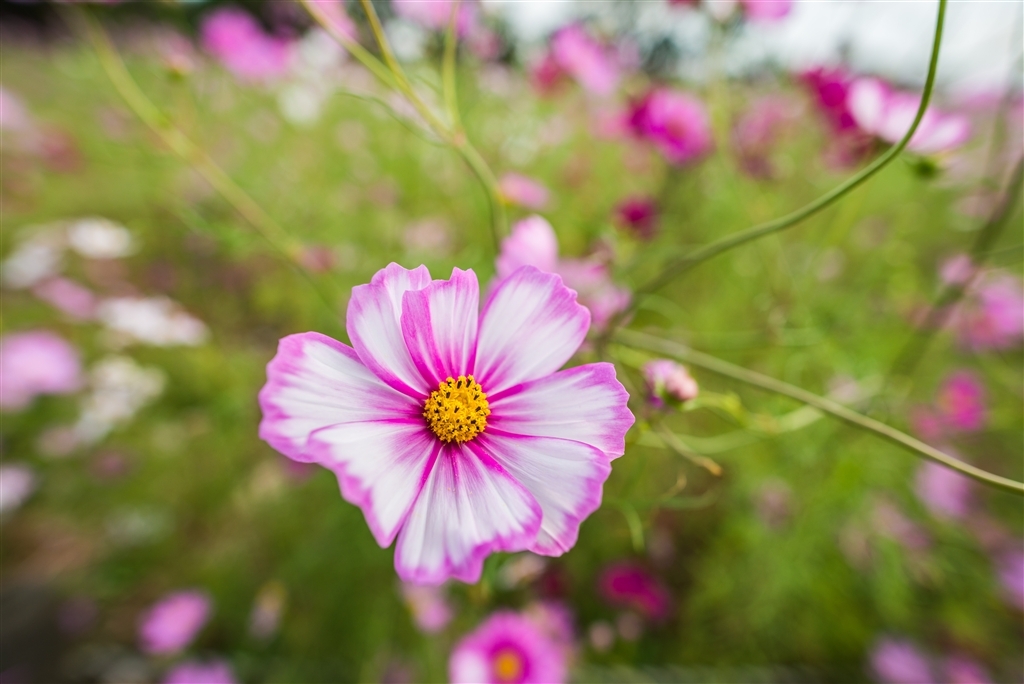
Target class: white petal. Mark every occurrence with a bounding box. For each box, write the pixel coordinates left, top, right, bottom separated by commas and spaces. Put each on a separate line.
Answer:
847, 78, 888, 136
400, 268, 480, 386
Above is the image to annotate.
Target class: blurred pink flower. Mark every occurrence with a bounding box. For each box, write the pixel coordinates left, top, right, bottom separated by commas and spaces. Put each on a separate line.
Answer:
523, 600, 575, 655
939, 254, 976, 286
614, 197, 659, 240
948, 273, 1024, 350
914, 461, 973, 520
498, 173, 551, 210
530, 52, 565, 96
496, 216, 630, 331
306, 0, 359, 41
0, 464, 37, 515
393, 0, 477, 35
935, 371, 986, 432
32, 278, 97, 320
0, 87, 32, 132
870, 637, 934, 684
200, 7, 292, 83
848, 77, 971, 155
909, 407, 944, 444
739, 0, 792, 21
0, 331, 82, 411
996, 547, 1024, 610
163, 660, 236, 684
598, 562, 672, 621
449, 611, 567, 684
800, 67, 860, 135
943, 656, 992, 684
642, 359, 698, 405
401, 583, 453, 633
550, 25, 619, 96
628, 89, 713, 165
139, 590, 212, 655
731, 96, 799, 178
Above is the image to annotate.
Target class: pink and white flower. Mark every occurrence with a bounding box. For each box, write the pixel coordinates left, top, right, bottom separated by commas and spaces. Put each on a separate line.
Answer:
0, 330, 82, 411
0, 463, 37, 515
848, 77, 971, 155
628, 89, 714, 165
163, 660, 236, 684
496, 216, 631, 332
259, 263, 633, 584
139, 590, 212, 655
449, 610, 567, 684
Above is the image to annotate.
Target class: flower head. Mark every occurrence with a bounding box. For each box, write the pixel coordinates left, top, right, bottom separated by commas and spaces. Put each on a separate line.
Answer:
935, 371, 986, 432
549, 25, 619, 96
200, 7, 292, 83
449, 611, 567, 684
259, 264, 633, 584
915, 461, 973, 520
943, 656, 992, 684
139, 590, 211, 655
870, 637, 934, 684
0, 330, 82, 411
628, 89, 713, 165
739, 0, 793, 22
848, 77, 971, 155
642, 359, 698, 405
996, 547, 1024, 610
32, 278, 97, 320
948, 273, 1024, 350
401, 582, 453, 633
498, 173, 551, 210
0, 464, 37, 515
393, 0, 478, 36
163, 660, 236, 684
598, 562, 672, 621
614, 197, 659, 240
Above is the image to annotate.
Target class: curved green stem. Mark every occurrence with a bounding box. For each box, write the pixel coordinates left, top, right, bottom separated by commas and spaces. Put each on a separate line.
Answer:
614, 330, 1024, 495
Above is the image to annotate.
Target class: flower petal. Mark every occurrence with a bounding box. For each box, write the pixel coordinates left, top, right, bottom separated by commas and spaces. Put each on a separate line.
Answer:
394, 445, 542, 584
400, 268, 480, 386
347, 263, 433, 397
258, 332, 421, 461
847, 77, 888, 136
488, 363, 634, 459
307, 419, 437, 547
475, 431, 611, 556
475, 266, 590, 394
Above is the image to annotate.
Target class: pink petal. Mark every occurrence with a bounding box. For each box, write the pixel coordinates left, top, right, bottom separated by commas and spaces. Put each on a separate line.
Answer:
401, 268, 480, 386
258, 333, 420, 461
347, 263, 433, 397
911, 114, 971, 154
475, 267, 590, 394
307, 419, 437, 548
488, 363, 634, 459
394, 445, 542, 584
476, 431, 611, 556
847, 78, 889, 136
496, 216, 560, 280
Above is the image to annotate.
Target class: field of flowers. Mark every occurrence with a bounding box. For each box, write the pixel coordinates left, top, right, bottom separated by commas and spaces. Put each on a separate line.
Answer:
1, 1, 1022, 683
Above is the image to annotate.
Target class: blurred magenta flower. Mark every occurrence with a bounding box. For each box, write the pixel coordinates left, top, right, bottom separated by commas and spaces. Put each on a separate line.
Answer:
549, 25, 619, 96
449, 611, 567, 684
943, 656, 993, 684
200, 7, 292, 83
870, 638, 934, 683
401, 583, 453, 633
935, 371, 986, 432
598, 562, 672, 621
731, 96, 799, 178
739, 0, 793, 21
628, 89, 713, 165
801, 67, 858, 134
0, 330, 82, 411
848, 77, 971, 155
914, 461, 973, 520
496, 216, 631, 331
163, 660, 236, 684
613, 197, 659, 240
948, 273, 1024, 351
259, 263, 633, 584
996, 548, 1024, 610
393, 0, 478, 35
139, 590, 212, 655
32, 278, 97, 320
642, 359, 698, 406
498, 173, 551, 210
0, 464, 37, 515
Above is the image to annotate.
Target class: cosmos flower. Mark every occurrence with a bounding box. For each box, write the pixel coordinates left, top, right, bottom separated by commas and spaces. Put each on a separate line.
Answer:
259, 263, 633, 584
915, 460, 973, 520
739, 0, 793, 22
393, 0, 478, 35
598, 562, 673, 621
996, 547, 1024, 611
449, 611, 567, 684
549, 25, 619, 96
943, 656, 993, 684
66, 217, 135, 259
848, 77, 971, 155
200, 7, 292, 83
32, 278, 97, 320
498, 173, 551, 210
401, 582, 453, 633
731, 96, 799, 178
97, 297, 208, 347
0, 330, 82, 411
870, 637, 934, 684
75, 356, 166, 445
947, 273, 1024, 351
139, 590, 212, 655
935, 371, 986, 432
495, 216, 631, 332
642, 359, 698, 406
613, 197, 659, 240
0, 463, 37, 516
628, 89, 713, 165
163, 660, 236, 684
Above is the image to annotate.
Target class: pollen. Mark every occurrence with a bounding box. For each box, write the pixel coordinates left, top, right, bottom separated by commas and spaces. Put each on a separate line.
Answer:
424, 375, 490, 444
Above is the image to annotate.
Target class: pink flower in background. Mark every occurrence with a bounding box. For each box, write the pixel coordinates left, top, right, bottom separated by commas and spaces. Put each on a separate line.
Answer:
909, 407, 943, 444
401, 583, 453, 633
0, 464, 37, 515
598, 562, 672, 621
642, 359, 699, 405
139, 590, 212, 655
496, 216, 631, 331
449, 611, 567, 684
259, 263, 633, 584
550, 25, 619, 96
935, 371, 986, 432
939, 254, 975, 286
0, 330, 82, 411
306, 0, 359, 41
870, 638, 934, 684
996, 548, 1024, 610
163, 660, 236, 684
943, 656, 992, 684
628, 89, 713, 165
848, 77, 971, 155
739, 0, 793, 22
948, 273, 1024, 350
530, 52, 565, 95
393, 0, 478, 35
32, 278, 97, 320
200, 7, 292, 83
498, 173, 551, 210
915, 461, 973, 520
523, 600, 575, 656
731, 96, 799, 178
801, 67, 858, 134
0, 86, 32, 132
614, 197, 659, 240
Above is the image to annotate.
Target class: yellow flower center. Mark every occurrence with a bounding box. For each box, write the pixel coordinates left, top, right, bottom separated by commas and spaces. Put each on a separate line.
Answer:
423, 375, 490, 444
492, 648, 525, 683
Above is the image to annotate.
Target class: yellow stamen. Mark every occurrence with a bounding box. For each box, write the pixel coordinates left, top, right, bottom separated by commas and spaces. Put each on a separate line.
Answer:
424, 375, 490, 444
492, 648, 525, 683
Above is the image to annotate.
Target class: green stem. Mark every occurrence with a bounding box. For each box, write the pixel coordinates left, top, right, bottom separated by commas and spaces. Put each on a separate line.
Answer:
614, 330, 1024, 495
442, 0, 463, 132
299, 0, 399, 90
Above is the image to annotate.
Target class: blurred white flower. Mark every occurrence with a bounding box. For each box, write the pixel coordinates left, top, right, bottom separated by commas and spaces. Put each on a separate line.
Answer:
75, 356, 166, 444
67, 217, 135, 259
0, 463, 37, 515
277, 82, 326, 126
385, 19, 427, 62
293, 28, 346, 79
2, 230, 65, 289
98, 296, 208, 347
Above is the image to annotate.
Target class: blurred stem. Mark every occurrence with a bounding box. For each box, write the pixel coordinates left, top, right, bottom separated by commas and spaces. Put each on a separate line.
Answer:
72, 8, 340, 319
299, 0, 399, 89
614, 330, 1024, 495
606, 0, 949, 337
654, 422, 723, 476
442, 0, 463, 132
